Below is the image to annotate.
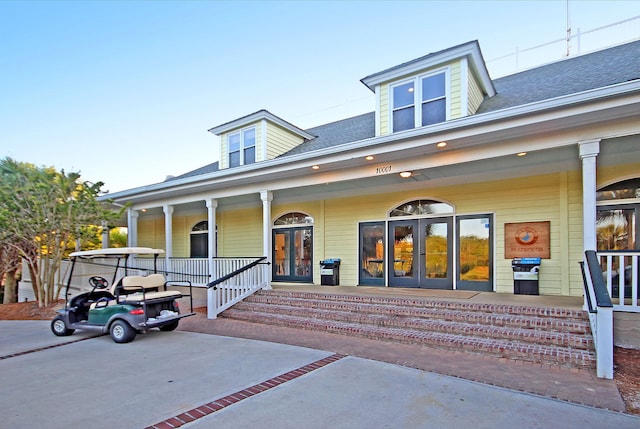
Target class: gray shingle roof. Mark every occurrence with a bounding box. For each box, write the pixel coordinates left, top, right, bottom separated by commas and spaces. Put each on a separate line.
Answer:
171, 40, 640, 180
477, 39, 640, 113
166, 161, 219, 181
279, 112, 375, 157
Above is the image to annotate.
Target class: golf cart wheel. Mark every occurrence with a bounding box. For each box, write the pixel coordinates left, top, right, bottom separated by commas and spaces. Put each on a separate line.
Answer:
159, 320, 179, 331
51, 315, 75, 336
110, 320, 136, 343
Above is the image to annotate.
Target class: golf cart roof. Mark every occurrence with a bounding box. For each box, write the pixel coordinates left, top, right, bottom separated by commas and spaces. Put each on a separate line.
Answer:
69, 247, 165, 258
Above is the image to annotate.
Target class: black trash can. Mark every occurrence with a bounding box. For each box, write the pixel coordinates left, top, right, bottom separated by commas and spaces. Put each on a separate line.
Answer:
512, 257, 540, 295
320, 259, 341, 286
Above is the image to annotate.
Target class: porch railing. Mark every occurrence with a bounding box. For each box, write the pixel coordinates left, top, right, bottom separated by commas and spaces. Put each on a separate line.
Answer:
206, 257, 271, 319
580, 250, 614, 379
597, 251, 640, 312
132, 257, 210, 286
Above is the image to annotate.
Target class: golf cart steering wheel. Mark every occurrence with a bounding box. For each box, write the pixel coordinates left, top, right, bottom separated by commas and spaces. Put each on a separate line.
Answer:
88, 276, 109, 290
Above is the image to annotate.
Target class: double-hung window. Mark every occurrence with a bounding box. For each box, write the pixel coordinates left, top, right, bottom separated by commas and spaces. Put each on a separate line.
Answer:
228, 127, 256, 167
391, 70, 447, 132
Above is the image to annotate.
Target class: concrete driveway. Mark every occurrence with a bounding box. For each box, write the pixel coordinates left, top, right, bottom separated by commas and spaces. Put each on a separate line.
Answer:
1, 320, 639, 429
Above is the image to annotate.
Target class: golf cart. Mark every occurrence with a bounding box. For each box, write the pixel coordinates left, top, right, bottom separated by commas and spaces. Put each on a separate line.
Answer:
51, 247, 194, 343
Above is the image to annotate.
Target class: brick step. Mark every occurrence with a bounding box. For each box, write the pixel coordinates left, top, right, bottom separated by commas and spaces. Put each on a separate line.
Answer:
231, 301, 593, 350
242, 296, 591, 334
221, 309, 596, 369
251, 289, 589, 321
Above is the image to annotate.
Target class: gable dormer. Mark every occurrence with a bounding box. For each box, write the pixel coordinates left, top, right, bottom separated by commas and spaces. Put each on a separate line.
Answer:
208, 109, 315, 169
360, 41, 496, 136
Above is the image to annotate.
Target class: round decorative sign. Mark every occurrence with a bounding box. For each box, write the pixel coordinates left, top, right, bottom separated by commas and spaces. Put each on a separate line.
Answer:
515, 226, 538, 246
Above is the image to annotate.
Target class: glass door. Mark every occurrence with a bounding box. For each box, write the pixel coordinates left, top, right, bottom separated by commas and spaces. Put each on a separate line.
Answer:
273, 227, 313, 282
456, 215, 493, 291
359, 222, 385, 286
388, 218, 452, 289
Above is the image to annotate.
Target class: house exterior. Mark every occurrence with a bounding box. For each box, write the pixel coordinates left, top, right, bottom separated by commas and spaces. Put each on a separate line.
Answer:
102, 40, 640, 305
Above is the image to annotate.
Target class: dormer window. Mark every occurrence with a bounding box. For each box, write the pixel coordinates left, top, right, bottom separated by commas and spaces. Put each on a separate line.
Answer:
391, 70, 447, 132
229, 127, 256, 167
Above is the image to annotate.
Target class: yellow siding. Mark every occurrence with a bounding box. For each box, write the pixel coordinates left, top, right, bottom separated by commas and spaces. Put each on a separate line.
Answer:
379, 84, 389, 135
266, 123, 304, 160
138, 216, 166, 250
218, 207, 263, 256
467, 68, 484, 115
449, 61, 462, 119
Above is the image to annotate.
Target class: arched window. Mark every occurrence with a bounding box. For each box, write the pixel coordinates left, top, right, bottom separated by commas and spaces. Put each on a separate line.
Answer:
274, 212, 314, 226
389, 199, 454, 217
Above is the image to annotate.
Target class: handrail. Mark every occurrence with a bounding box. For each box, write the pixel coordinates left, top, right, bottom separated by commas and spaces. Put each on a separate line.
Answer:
207, 257, 269, 289
585, 250, 613, 308
578, 262, 596, 314
581, 250, 614, 379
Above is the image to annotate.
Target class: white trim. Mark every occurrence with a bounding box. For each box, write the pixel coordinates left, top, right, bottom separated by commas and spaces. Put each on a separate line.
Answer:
209, 109, 314, 140
361, 41, 495, 97
374, 85, 381, 137
388, 67, 450, 133
261, 119, 268, 161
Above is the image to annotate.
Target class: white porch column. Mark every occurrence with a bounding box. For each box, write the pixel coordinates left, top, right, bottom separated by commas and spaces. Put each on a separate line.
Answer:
127, 209, 138, 247
101, 220, 109, 249
206, 198, 218, 278
579, 139, 600, 252
206, 198, 218, 319
163, 204, 173, 275
261, 190, 273, 290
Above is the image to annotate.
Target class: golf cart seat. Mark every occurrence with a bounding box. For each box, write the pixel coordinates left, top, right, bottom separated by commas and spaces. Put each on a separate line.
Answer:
113, 274, 183, 303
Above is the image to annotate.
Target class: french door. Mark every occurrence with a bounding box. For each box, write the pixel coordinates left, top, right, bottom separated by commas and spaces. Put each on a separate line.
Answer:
388, 218, 452, 289
272, 227, 313, 282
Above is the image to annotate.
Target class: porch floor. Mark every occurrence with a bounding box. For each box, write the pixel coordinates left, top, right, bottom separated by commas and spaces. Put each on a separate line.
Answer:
271, 283, 584, 310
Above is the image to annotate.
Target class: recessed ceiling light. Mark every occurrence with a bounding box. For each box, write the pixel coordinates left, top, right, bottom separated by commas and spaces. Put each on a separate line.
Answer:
399, 171, 412, 178
365, 155, 374, 161
312, 165, 320, 170
517, 152, 527, 157
437, 142, 447, 148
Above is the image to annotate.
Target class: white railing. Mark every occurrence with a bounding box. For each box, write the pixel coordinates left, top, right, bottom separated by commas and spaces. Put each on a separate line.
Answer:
598, 252, 640, 312
207, 257, 271, 319
581, 251, 614, 379
487, 16, 640, 77
132, 257, 210, 286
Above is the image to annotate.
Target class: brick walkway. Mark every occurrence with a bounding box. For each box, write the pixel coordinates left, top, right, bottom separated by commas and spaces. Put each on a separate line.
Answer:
178, 312, 626, 412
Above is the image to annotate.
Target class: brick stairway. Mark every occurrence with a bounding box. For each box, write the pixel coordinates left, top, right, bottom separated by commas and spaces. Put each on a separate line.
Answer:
221, 289, 596, 369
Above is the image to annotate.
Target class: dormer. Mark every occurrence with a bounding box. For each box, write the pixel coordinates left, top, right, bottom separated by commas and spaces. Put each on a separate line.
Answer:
360, 41, 496, 136
208, 109, 315, 169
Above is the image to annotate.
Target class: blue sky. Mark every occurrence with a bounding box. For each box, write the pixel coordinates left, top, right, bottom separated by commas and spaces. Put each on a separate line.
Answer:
1, 0, 639, 193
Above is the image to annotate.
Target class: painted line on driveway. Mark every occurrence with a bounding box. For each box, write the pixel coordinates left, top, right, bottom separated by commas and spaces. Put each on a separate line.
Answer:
0, 335, 100, 360
145, 353, 347, 429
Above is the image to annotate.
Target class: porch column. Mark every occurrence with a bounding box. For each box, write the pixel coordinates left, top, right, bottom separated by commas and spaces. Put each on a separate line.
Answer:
579, 139, 600, 252
101, 220, 109, 249
261, 190, 273, 290
206, 198, 218, 279
163, 204, 173, 275
206, 198, 218, 319
127, 209, 138, 247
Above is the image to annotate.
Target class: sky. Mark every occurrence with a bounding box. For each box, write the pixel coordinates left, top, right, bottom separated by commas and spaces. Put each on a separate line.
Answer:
1, 0, 639, 194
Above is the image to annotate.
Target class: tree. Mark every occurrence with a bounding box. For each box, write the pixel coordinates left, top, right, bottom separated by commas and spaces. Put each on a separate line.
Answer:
0, 158, 123, 306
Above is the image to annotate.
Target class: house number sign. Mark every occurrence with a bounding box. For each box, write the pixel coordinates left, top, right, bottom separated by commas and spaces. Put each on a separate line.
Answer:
375, 165, 392, 175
